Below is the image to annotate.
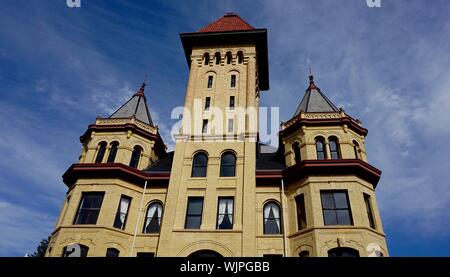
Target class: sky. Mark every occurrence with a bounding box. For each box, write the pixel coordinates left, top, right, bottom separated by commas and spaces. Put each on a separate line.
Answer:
1, 0, 450, 256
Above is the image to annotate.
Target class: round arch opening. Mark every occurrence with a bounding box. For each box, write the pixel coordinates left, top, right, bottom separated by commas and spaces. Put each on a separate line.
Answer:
188, 250, 223, 258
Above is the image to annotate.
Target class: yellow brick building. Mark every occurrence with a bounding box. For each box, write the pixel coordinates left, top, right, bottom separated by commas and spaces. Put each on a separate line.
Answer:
46, 13, 387, 257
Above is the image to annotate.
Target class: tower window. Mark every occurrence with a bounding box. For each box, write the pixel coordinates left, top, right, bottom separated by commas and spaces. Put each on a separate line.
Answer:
203, 53, 210, 65
364, 193, 376, 229
328, 247, 360, 257
214, 52, 221, 65
107, 142, 119, 163
328, 137, 341, 159
295, 194, 307, 230
292, 142, 301, 164
229, 96, 235, 110
353, 140, 360, 159
220, 151, 236, 177
106, 248, 120, 257
228, 119, 234, 133
299, 251, 310, 257
185, 197, 204, 229
62, 244, 89, 257
95, 142, 107, 163
129, 146, 142, 168
230, 74, 236, 88
263, 202, 282, 234
226, 51, 232, 64
191, 152, 208, 177
204, 97, 211, 111
113, 195, 131, 230
207, 76, 213, 88
237, 51, 244, 64
74, 192, 104, 225
217, 197, 234, 229
315, 137, 326, 160
202, 119, 208, 133
144, 202, 163, 233
320, 190, 353, 226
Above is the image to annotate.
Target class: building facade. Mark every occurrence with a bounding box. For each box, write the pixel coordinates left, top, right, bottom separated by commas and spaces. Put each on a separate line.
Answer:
46, 13, 388, 257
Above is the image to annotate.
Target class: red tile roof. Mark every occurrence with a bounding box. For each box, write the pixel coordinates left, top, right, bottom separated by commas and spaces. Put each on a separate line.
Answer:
198, 12, 254, 33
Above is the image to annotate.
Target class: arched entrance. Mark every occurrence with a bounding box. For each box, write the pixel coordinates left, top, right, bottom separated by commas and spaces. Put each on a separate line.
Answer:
188, 250, 223, 258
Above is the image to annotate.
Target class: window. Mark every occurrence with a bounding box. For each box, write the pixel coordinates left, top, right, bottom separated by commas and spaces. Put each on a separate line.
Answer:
214, 52, 221, 65
202, 119, 208, 133
295, 194, 307, 230
144, 202, 163, 233
226, 51, 232, 64
220, 152, 236, 177
292, 142, 301, 164
74, 192, 104, 225
107, 142, 119, 163
217, 197, 234, 229
106, 248, 119, 257
299, 251, 310, 257
353, 141, 360, 159
364, 193, 376, 229
230, 74, 236, 88
263, 254, 283, 257
129, 146, 142, 168
203, 53, 210, 65
204, 97, 211, 111
113, 195, 131, 230
229, 96, 235, 110
191, 152, 208, 177
137, 252, 155, 257
237, 51, 243, 64
315, 137, 326, 160
95, 142, 107, 163
62, 244, 89, 257
329, 137, 341, 159
207, 75, 213, 88
328, 247, 360, 257
321, 191, 353, 225
185, 197, 204, 229
227, 119, 234, 133
263, 202, 282, 234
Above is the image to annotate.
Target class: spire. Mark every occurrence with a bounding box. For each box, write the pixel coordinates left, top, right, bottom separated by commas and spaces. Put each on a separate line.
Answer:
197, 12, 254, 33
294, 74, 339, 115
109, 82, 154, 126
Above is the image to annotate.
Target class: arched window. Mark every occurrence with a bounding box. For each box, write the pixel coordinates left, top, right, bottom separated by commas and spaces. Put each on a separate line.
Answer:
328, 137, 341, 159
315, 137, 326, 160
106, 248, 120, 257
328, 247, 360, 257
226, 51, 232, 64
292, 142, 301, 164
129, 146, 142, 168
62, 244, 89, 257
299, 250, 310, 257
107, 142, 119, 163
188, 250, 223, 258
353, 140, 360, 159
95, 142, 107, 163
203, 53, 210, 65
214, 52, 221, 65
263, 202, 282, 234
237, 51, 244, 64
143, 202, 163, 233
191, 152, 208, 177
220, 152, 236, 177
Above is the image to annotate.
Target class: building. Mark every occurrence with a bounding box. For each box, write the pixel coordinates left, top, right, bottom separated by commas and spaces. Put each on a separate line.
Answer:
46, 13, 388, 257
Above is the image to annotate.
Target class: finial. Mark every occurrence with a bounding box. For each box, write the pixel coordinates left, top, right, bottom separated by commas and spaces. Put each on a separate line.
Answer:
135, 78, 147, 98
308, 68, 316, 89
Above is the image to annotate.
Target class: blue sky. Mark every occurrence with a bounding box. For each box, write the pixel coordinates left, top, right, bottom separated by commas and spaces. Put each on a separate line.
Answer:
1, 0, 450, 256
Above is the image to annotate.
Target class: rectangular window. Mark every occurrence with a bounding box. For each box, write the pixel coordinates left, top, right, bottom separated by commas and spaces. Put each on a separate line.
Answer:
229, 96, 235, 110
202, 119, 208, 133
185, 197, 204, 229
136, 252, 155, 257
230, 74, 236, 88
205, 97, 211, 111
295, 194, 307, 230
207, 76, 213, 88
228, 119, 234, 133
74, 192, 104, 225
320, 191, 353, 225
217, 197, 234, 229
364, 193, 376, 229
113, 195, 131, 230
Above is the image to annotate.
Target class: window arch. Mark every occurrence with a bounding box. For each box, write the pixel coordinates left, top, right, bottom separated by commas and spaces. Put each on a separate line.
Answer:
191, 152, 208, 177
225, 51, 232, 64
143, 202, 163, 233
315, 137, 326, 160
237, 51, 244, 64
62, 244, 89, 257
106, 248, 120, 257
107, 142, 119, 163
299, 250, 310, 257
328, 247, 360, 257
220, 151, 236, 177
203, 53, 210, 65
214, 52, 221, 65
129, 146, 142, 168
292, 141, 301, 164
353, 140, 360, 159
95, 141, 107, 163
263, 202, 282, 234
328, 137, 341, 159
